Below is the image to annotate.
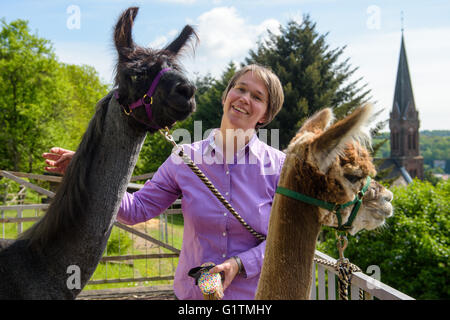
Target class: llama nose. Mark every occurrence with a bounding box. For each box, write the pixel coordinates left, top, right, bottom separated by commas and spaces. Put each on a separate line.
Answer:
383, 190, 394, 202
174, 83, 195, 99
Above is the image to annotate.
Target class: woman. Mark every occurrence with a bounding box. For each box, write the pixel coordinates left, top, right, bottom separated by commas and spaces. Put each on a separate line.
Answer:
43, 64, 285, 299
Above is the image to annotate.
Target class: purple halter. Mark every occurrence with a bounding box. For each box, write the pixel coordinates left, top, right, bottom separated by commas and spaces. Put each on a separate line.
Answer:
114, 67, 171, 129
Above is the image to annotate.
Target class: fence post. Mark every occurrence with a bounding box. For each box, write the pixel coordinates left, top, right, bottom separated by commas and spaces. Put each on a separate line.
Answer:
17, 208, 23, 235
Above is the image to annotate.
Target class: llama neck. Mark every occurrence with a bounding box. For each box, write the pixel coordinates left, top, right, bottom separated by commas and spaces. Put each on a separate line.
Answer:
54, 95, 147, 295
256, 163, 322, 299
11, 93, 147, 298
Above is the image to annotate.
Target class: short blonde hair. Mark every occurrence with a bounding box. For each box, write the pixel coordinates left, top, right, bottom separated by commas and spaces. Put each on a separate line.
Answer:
222, 64, 284, 128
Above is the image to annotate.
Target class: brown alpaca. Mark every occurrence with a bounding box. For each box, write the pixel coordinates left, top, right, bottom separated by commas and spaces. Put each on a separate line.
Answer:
255, 105, 393, 299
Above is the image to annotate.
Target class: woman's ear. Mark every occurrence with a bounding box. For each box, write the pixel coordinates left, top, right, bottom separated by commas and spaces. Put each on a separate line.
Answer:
258, 114, 268, 126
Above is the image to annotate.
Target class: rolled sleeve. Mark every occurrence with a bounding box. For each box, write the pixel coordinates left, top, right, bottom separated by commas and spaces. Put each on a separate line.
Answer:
117, 154, 181, 225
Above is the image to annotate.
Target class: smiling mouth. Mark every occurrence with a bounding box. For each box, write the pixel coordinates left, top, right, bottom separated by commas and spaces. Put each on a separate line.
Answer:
232, 105, 249, 115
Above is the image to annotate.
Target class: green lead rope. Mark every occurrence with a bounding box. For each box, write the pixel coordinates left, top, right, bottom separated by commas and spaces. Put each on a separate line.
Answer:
276, 176, 371, 231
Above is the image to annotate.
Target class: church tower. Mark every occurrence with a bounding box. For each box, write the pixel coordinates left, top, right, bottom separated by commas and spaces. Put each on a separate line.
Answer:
389, 32, 424, 180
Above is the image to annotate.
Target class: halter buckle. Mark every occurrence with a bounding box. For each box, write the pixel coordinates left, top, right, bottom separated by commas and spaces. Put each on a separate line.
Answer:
335, 231, 348, 261
143, 94, 153, 105
123, 105, 132, 115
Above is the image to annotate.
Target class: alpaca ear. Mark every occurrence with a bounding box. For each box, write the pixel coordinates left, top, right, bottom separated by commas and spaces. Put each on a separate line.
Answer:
298, 108, 334, 135
312, 104, 373, 173
164, 25, 198, 55
114, 7, 139, 60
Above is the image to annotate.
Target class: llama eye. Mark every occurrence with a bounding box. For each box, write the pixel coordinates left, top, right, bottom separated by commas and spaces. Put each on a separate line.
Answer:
344, 174, 361, 183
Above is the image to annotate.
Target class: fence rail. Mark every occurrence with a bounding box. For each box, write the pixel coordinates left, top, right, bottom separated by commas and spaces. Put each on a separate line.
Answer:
1, 170, 414, 299
311, 250, 414, 300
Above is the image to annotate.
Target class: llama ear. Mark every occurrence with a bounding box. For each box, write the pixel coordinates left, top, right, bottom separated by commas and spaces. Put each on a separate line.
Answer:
298, 108, 334, 134
114, 7, 139, 60
164, 25, 198, 55
312, 104, 373, 173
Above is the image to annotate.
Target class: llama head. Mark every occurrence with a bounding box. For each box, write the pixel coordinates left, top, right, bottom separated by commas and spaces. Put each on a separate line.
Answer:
286, 105, 393, 235
113, 7, 197, 132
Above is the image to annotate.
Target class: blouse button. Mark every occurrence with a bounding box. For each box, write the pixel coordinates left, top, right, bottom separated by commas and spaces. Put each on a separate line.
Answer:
222, 232, 226, 237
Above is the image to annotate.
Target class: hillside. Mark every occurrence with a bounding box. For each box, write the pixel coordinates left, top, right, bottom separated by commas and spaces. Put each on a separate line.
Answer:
373, 130, 450, 173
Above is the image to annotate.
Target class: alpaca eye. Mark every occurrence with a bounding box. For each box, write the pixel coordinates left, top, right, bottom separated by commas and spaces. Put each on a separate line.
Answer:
344, 174, 361, 183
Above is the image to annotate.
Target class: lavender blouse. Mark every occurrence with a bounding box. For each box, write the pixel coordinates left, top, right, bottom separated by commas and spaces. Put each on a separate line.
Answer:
117, 129, 285, 299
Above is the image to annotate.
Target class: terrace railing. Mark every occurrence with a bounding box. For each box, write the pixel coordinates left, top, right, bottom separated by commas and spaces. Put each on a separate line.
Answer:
0, 170, 414, 299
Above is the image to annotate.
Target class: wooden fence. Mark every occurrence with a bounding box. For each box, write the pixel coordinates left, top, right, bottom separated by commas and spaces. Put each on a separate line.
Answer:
0, 170, 414, 299
0, 170, 180, 287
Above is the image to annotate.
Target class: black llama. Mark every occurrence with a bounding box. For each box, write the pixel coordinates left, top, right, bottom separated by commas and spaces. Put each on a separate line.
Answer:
0, 6, 197, 299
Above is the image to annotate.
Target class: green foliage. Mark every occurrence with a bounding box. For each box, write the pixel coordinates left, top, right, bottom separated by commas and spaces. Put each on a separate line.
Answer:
0, 19, 60, 172
372, 131, 450, 173
0, 18, 108, 173
106, 227, 132, 255
245, 16, 371, 149
421, 135, 450, 172
191, 62, 236, 134
317, 179, 450, 299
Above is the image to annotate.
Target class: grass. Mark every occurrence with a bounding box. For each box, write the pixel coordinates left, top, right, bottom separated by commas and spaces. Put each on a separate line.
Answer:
85, 216, 184, 291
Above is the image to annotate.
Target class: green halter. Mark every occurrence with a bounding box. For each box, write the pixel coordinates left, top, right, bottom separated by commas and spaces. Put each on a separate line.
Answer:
276, 176, 372, 231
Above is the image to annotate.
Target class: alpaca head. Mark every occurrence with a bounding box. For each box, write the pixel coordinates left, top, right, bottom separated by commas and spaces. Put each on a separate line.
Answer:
114, 7, 197, 132
285, 104, 393, 235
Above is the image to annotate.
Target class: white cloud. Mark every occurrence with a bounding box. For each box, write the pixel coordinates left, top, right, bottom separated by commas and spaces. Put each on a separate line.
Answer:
179, 6, 281, 78
148, 36, 168, 49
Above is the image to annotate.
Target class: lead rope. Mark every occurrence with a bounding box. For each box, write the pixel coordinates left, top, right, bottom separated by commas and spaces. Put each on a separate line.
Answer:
313, 232, 365, 300
159, 127, 364, 299
159, 127, 266, 242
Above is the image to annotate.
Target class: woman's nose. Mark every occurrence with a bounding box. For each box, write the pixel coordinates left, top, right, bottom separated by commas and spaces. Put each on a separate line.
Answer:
239, 92, 250, 104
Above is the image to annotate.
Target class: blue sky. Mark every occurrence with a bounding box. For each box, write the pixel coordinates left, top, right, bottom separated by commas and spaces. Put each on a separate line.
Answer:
1, 0, 449, 130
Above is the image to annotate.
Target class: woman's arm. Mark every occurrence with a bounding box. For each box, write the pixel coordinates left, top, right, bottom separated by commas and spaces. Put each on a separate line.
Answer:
42, 147, 181, 225
116, 154, 182, 225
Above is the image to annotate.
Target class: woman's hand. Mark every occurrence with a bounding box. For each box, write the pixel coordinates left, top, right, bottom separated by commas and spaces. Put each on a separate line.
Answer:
42, 147, 75, 175
209, 257, 241, 291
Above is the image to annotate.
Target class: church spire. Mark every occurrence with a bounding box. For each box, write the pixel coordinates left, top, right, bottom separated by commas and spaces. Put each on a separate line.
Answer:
392, 29, 416, 119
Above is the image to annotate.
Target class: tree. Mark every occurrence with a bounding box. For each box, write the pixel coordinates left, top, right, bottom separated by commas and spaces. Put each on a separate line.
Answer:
0, 19, 60, 172
245, 16, 371, 149
52, 64, 109, 150
0, 19, 109, 173
191, 62, 237, 134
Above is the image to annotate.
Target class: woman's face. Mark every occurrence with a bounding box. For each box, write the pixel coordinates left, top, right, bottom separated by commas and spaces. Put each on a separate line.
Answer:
221, 71, 268, 132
